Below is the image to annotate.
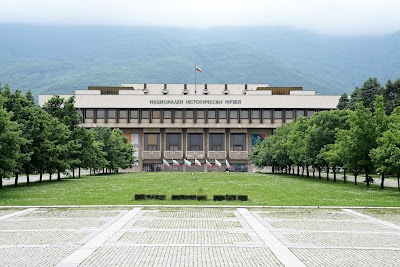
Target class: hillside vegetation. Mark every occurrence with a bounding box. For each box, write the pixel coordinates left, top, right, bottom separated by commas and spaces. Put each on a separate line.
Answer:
1, 24, 400, 96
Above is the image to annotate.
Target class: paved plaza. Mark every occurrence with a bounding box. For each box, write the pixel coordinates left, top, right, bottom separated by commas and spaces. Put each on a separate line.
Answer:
0, 206, 400, 266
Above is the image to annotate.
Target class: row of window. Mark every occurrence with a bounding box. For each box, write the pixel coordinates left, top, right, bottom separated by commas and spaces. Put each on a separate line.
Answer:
83, 109, 316, 120
144, 133, 246, 151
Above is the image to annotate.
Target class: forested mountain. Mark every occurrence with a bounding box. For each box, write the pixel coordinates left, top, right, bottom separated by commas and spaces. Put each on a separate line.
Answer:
1, 24, 400, 96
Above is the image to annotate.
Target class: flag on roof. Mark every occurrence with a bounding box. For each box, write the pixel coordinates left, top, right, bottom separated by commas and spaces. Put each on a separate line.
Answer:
195, 65, 202, 72
225, 159, 231, 169
195, 159, 202, 166
184, 158, 192, 167
162, 158, 170, 168
215, 159, 222, 168
205, 159, 212, 168
172, 159, 180, 167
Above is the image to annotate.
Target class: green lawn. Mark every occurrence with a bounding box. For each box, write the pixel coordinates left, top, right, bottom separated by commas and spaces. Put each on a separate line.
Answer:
1, 172, 399, 206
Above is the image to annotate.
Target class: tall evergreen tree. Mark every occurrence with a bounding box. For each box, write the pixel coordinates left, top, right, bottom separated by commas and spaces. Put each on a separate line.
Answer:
337, 93, 349, 110
383, 78, 400, 115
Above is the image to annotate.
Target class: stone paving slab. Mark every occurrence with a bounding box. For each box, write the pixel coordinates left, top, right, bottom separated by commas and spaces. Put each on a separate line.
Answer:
291, 248, 400, 267
80, 246, 283, 267
0, 206, 400, 266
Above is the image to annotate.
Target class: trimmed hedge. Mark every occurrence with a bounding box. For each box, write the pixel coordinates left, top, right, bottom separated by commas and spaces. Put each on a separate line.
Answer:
171, 195, 208, 201
213, 195, 248, 201
134, 194, 166, 200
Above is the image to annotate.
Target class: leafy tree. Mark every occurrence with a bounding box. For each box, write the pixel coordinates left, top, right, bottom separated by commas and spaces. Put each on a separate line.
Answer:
25, 108, 55, 182
0, 98, 24, 189
42, 95, 81, 131
287, 117, 308, 176
371, 107, 400, 191
337, 93, 349, 110
2, 90, 33, 184
69, 127, 105, 177
305, 110, 350, 180
336, 103, 376, 186
46, 118, 71, 180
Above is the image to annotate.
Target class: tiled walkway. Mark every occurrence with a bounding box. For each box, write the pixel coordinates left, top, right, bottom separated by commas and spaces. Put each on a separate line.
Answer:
0, 206, 399, 266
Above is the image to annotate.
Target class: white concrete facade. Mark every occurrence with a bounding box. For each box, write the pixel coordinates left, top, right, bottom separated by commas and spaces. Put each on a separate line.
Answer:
38, 84, 340, 172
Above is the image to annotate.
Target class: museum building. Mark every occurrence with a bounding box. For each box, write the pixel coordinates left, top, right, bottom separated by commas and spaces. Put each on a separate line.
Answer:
38, 84, 340, 172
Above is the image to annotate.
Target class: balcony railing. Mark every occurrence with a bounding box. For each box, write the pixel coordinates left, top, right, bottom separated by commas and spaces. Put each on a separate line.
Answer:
164, 151, 183, 159
142, 151, 162, 159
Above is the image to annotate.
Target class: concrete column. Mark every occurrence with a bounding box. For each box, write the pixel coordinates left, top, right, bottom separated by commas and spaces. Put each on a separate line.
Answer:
183, 128, 187, 172
204, 128, 208, 172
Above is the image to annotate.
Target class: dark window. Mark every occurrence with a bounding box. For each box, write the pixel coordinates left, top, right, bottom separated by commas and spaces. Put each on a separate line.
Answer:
208, 110, 216, 119
108, 109, 116, 119
166, 133, 181, 151
164, 110, 172, 119
263, 109, 271, 119
142, 110, 150, 119
186, 110, 194, 119
241, 110, 249, 119
286, 110, 293, 119
130, 110, 138, 119
175, 110, 183, 119
230, 110, 238, 119
308, 110, 315, 118
85, 109, 94, 119
252, 110, 260, 119
274, 110, 282, 119
297, 110, 305, 117
209, 133, 225, 151
219, 110, 227, 119
119, 110, 127, 119
231, 133, 246, 151
187, 133, 203, 151
144, 133, 160, 151
197, 110, 205, 119
97, 109, 105, 119
152, 110, 160, 119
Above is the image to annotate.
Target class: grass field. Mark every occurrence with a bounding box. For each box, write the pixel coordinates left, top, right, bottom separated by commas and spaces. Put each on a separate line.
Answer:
1, 172, 399, 206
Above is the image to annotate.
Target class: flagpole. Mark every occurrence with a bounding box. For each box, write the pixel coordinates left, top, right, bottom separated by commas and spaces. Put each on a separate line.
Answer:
194, 62, 197, 95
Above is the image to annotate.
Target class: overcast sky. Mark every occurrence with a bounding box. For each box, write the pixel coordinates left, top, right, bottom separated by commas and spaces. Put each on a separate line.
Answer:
2, 0, 400, 35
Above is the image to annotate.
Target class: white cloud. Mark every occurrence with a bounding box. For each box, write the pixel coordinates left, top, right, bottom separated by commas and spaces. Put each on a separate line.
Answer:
1, 0, 400, 35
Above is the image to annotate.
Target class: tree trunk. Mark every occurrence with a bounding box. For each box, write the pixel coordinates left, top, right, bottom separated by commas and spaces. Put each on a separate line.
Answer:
398, 176, 400, 191
366, 169, 370, 187
94, 169, 96, 175
318, 168, 321, 180
26, 167, 30, 185
306, 166, 310, 177
79, 167, 81, 178
333, 168, 336, 182
326, 166, 329, 181
0, 177, 2, 189
72, 169, 75, 178
312, 167, 315, 178
15, 172, 19, 187
49, 173, 52, 181
381, 173, 385, 189
272, 166, 275, 173
297, 166, 300, 176
354, 174, 357, 185
57, 170, 61, 180
343, 169, 346, 183
39, 173, 42, 182
301, 166, 304, 177
103, 168, 105, 174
